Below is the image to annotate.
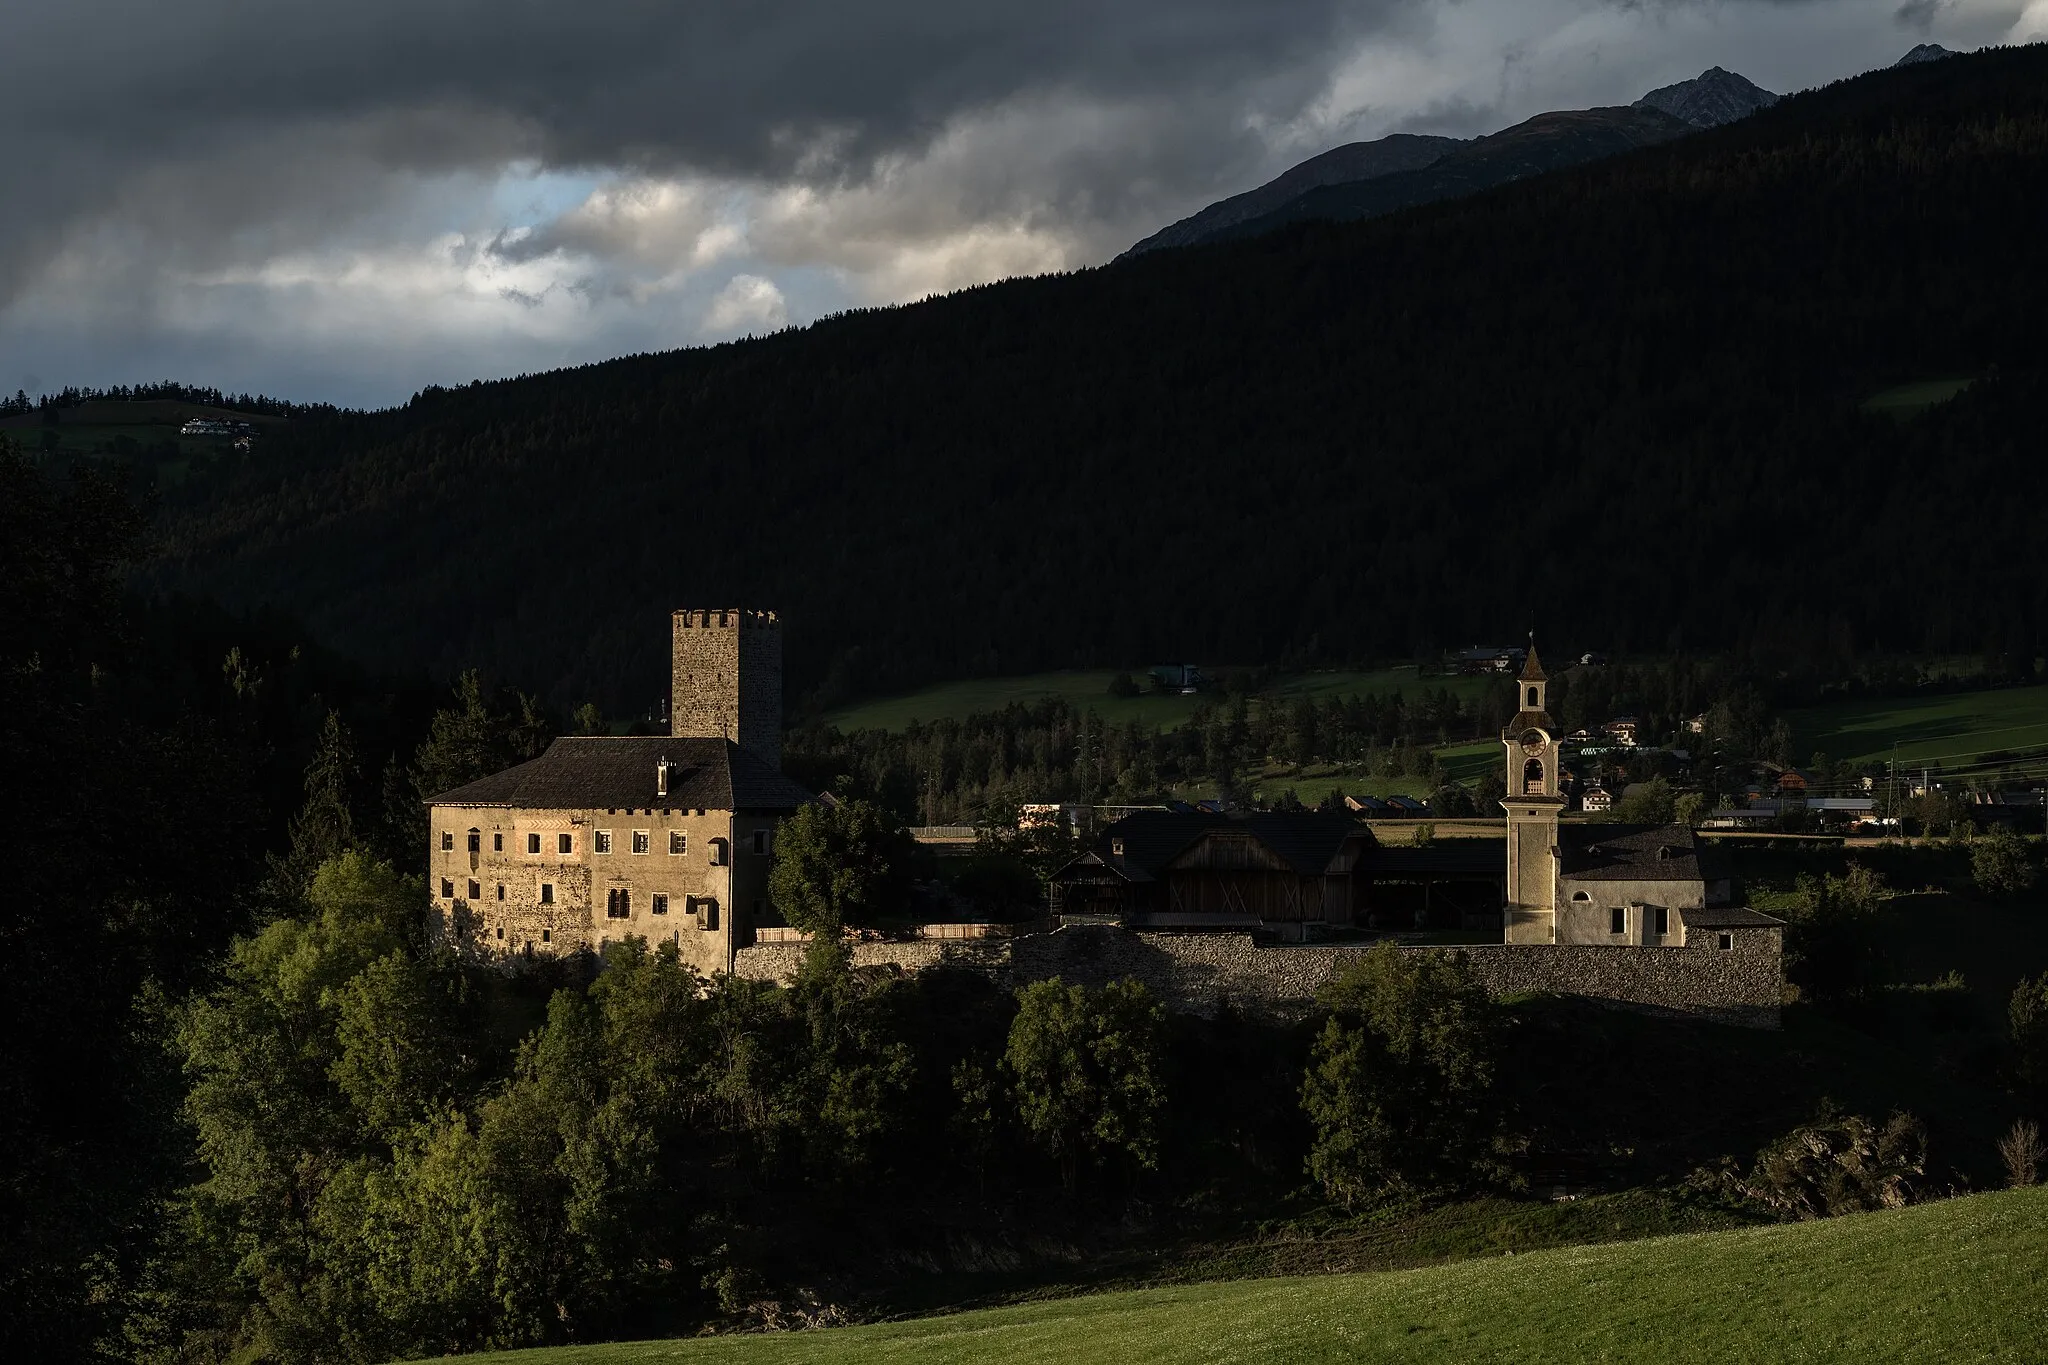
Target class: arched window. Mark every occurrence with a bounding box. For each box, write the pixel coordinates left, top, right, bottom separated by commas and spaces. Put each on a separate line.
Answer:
1526, 686, 1539, 707
466, 828, 481, 853
1523, 758, 1545, 794
1571, 891, 1591, 903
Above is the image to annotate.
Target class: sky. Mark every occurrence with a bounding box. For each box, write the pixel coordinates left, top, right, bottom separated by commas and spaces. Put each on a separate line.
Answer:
2, 0, 2042, 409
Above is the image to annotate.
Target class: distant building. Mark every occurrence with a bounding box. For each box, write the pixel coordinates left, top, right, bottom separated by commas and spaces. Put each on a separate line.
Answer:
1601, 716, 1641, 746
1499, 646, 1780, 951
426, 610, 810, 977
1581, 784, 1614, 814
1449, 645, 1526, 674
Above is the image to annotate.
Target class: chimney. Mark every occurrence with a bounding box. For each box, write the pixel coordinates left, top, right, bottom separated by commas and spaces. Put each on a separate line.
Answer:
656, 756, 670, 798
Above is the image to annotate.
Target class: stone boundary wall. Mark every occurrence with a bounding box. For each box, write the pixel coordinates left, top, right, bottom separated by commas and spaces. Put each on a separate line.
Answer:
731, 926, 1782, 1029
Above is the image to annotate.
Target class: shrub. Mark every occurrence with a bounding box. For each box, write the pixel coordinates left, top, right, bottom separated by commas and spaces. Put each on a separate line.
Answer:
1971, 826, 2039, 897
1998, 1119, 2044, 1189
1699, 1106, 1928, 1220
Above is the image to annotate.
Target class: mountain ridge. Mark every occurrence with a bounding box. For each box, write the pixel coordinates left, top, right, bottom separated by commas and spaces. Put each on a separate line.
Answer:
141, 45, 2048, 709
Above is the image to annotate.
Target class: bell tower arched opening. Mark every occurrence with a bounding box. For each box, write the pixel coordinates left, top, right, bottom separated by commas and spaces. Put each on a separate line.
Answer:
1523, 757, 1546, 794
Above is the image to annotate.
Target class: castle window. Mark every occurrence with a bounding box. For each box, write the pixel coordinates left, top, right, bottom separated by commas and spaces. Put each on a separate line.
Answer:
495, 925, 503, 940
440, 878, 454, 898
595, 830, 613, 854
709, 837, 729, 867
541, 929, 550, 944
632, 830, 650, 854
1610, 906, 1627, 935
670, 831, 686, 855
441, 832, 454, 851
493, 832, 503, 852
1571, 891, 1590, 903
651, 893, 668, 916
1717, 932, 1734, 951
690, 896, 719, 930
528, 832, 541, 854
750, 829, 770, 857
606, 888, 632, 919
558, 833, 573, 855
466, 879, 480, 900
540, 883, 554, 905
466, 830, 480, 853
496, 884, 504, 902
1654, 906, 1670, 936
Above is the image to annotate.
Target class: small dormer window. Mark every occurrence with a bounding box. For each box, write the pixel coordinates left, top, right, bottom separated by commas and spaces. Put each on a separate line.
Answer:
1111, 838, 1126, 857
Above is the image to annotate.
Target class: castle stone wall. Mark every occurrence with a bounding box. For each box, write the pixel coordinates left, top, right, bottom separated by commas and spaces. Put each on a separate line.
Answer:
731, 926, 1782, 1029
671, 609, 782, 768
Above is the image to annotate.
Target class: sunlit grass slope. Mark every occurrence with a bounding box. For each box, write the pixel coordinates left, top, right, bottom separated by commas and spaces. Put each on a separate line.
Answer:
1791, 685, 2048, 768
433, 1186, 2048, 1364
819, 667, 1492, 734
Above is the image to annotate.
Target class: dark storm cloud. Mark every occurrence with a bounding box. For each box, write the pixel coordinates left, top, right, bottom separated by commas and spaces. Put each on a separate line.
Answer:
0, 0, 1425, 302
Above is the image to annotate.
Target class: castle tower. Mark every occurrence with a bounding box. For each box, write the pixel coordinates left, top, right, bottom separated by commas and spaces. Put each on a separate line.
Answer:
671, 609, 782, 769
1501, 642, 1564, 944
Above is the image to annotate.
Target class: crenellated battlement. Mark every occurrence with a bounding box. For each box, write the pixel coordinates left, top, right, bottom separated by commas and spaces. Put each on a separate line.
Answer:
672, 608, 780, 630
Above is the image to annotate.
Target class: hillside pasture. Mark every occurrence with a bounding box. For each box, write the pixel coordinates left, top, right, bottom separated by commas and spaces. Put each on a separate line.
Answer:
420, 1187, 2048, 1364
821, 667, 1493, 735
1790, 684, 2048, 768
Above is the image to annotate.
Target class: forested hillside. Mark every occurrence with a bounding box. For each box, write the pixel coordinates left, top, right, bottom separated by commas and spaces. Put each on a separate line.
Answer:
149, 45, 2048, 714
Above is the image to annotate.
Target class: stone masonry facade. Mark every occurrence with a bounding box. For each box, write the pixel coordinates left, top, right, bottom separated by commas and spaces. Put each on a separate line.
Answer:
733, 924, 1784, 1029
671, 609, 782, 767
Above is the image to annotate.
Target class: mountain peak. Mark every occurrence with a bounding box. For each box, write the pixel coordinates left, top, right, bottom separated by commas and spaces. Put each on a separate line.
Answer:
1896, 44, 1956, 67
1634, 67, 1779, 128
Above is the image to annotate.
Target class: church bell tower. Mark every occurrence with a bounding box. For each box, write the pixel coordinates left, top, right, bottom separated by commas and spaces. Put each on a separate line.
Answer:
1501, 641, 1563, 944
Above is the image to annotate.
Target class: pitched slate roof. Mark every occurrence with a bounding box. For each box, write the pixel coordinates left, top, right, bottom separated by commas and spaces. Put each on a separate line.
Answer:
427, 736, 815, 811
1059, 811, 1375, 882
1560, 823, 1706, 882
1521, 642, 1548, 682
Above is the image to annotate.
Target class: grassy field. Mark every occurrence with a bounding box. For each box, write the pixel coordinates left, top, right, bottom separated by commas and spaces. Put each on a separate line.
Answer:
424, 1187, 2048, 1364
1790, 684, 2048, 768
1862, 376, 1976, 416
820, 667, 1492, 734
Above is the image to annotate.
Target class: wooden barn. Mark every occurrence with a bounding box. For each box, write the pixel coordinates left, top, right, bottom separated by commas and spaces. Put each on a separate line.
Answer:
1049, 812, 1377, 940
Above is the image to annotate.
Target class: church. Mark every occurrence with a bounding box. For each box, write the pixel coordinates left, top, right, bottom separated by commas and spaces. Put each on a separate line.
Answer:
1501, 645, 1779, 949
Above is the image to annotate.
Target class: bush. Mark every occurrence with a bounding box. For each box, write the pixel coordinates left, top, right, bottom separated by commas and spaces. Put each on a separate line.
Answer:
1698, 1105, 1929, 1220
1300, 945, 1501, 1205
1999, 1119, 2044, 1189
1106, 671, 1140, 698
1971, 826, 2039, 897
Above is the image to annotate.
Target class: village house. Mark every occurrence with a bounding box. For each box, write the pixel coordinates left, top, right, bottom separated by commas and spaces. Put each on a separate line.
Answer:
426, 610, 812, 977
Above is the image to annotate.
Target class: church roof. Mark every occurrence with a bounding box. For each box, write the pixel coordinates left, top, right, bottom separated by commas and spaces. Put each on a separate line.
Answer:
426, 736, 816, 812
1559, 823, 1706, 882
1682, 906, 1785, 928
1521, 643, 1548, 682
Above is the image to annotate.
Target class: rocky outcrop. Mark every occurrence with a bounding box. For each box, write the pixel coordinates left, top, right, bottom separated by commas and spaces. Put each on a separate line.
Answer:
1633, 67, 1780, 129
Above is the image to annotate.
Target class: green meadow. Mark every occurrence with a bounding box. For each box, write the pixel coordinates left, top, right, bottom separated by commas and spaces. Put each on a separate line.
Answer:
820, 667, 1494, 734
420, 1186, 2048, 1364
1790, 685, 2048, 769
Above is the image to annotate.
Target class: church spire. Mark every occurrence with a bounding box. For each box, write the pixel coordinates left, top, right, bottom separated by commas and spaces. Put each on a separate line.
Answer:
1521, 635, 1547, 683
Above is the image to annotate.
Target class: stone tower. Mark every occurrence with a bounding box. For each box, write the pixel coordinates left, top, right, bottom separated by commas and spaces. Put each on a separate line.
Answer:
1500, 642, 1564, 944
671, 609, 782, 769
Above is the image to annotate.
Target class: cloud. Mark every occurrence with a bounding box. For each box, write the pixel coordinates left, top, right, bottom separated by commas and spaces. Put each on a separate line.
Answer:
1895, 0, 1953, 31
703, 275, 789, 335
0, 0, 2031, 406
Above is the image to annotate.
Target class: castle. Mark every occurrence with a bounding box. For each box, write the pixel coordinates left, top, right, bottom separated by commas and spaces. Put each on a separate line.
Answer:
426, 610, 811, 977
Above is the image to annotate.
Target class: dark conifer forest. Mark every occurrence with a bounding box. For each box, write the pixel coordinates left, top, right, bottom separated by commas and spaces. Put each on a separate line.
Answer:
144, 47, 2048, 715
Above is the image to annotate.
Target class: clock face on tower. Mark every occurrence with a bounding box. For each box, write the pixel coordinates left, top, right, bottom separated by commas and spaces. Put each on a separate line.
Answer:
1519, 729, 1548, 755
